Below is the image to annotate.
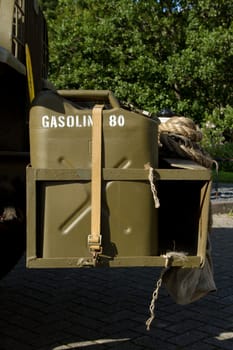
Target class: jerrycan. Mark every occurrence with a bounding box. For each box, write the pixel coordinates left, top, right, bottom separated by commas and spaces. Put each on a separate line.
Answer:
28, 90, 159, 264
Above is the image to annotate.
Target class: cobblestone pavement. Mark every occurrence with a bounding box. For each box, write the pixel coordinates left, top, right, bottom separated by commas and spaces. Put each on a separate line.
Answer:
0, 214, 233, 350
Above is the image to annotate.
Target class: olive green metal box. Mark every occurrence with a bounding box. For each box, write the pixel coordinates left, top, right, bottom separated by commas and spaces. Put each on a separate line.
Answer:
27, 90, 160, 267
27, 90, 212, 268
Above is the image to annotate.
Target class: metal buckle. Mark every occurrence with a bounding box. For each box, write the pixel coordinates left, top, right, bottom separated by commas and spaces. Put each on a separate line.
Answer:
88, 234, 103, 266
88, 234, 102, 247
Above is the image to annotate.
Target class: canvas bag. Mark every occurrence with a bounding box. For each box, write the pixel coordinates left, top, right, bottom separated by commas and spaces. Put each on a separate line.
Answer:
162, 242, 216, 305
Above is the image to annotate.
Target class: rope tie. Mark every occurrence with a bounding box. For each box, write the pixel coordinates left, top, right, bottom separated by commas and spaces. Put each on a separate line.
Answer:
145, 251, 188, 331
145, 164, 160, 208
0, 207, 17, 222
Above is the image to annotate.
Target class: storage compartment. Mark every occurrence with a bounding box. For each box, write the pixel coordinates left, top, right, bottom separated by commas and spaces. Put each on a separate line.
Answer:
27, 90, 211, 269
158, 180, 208, 255
27, 162, 211, 268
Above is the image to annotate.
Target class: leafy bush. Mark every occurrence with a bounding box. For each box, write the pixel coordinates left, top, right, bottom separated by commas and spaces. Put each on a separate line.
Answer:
42, 0, 233, 123
201, 106, 233, 146
201, 105, 233, 171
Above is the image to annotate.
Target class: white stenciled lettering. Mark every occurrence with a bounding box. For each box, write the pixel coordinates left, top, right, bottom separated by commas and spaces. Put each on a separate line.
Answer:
109, 115, 116, 127
50, 116, 58, 128
83, 115, 93, 127
58, 115, 65, 127
42, 115, 49, 128
41, 114, 125, 128
41, 115, 93, 128
118, 115, 125, 127
109, 115, 125, 127
67, 115, 74, 127
75, 116, 82, 127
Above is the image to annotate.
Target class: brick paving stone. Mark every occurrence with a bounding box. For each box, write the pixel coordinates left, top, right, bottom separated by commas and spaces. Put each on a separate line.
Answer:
205, 337, 233, 350
161, 308, 197, 323
109, 341, 145, 350
200, 315, 233, 331
134, 335, 177, 349
169, 329, 208, 347
197, 324, 228, 338
1, 336, 33, 350
188, 342, 219, 350
136, 325, 175, 341
0, 218, 233, 349
166, 319, 205, 334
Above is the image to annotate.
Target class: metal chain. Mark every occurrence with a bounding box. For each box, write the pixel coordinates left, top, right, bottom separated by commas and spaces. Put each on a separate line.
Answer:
146, 252, 188, 331
146, 267, 169, 331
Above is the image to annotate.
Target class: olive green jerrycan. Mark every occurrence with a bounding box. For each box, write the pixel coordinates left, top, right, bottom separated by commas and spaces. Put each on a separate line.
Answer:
28, 90, 159, 265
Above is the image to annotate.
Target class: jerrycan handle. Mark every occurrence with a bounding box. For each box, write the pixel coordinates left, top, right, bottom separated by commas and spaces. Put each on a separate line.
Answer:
57, 89, 120, 109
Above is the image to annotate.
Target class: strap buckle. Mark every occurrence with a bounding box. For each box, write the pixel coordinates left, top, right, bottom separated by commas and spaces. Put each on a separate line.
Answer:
88, 234, 102, 249
88, 234, 103, 266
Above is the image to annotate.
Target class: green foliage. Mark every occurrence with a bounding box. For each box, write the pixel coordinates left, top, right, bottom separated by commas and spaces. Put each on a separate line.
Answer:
40, 0, 233, 128
201, 105, 233, 146
39, 0, 58, 17
213, 170, 233, 183
201, 104, 233, 171
208, 143, 233, 172
166, 1, 233, 122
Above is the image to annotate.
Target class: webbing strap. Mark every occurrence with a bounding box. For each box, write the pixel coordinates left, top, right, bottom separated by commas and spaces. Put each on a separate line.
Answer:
88, 104, 104, 257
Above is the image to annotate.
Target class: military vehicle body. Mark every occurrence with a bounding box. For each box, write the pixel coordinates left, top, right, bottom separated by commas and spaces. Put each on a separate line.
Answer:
0, 0, 212, 277
0, 0, 48, 277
